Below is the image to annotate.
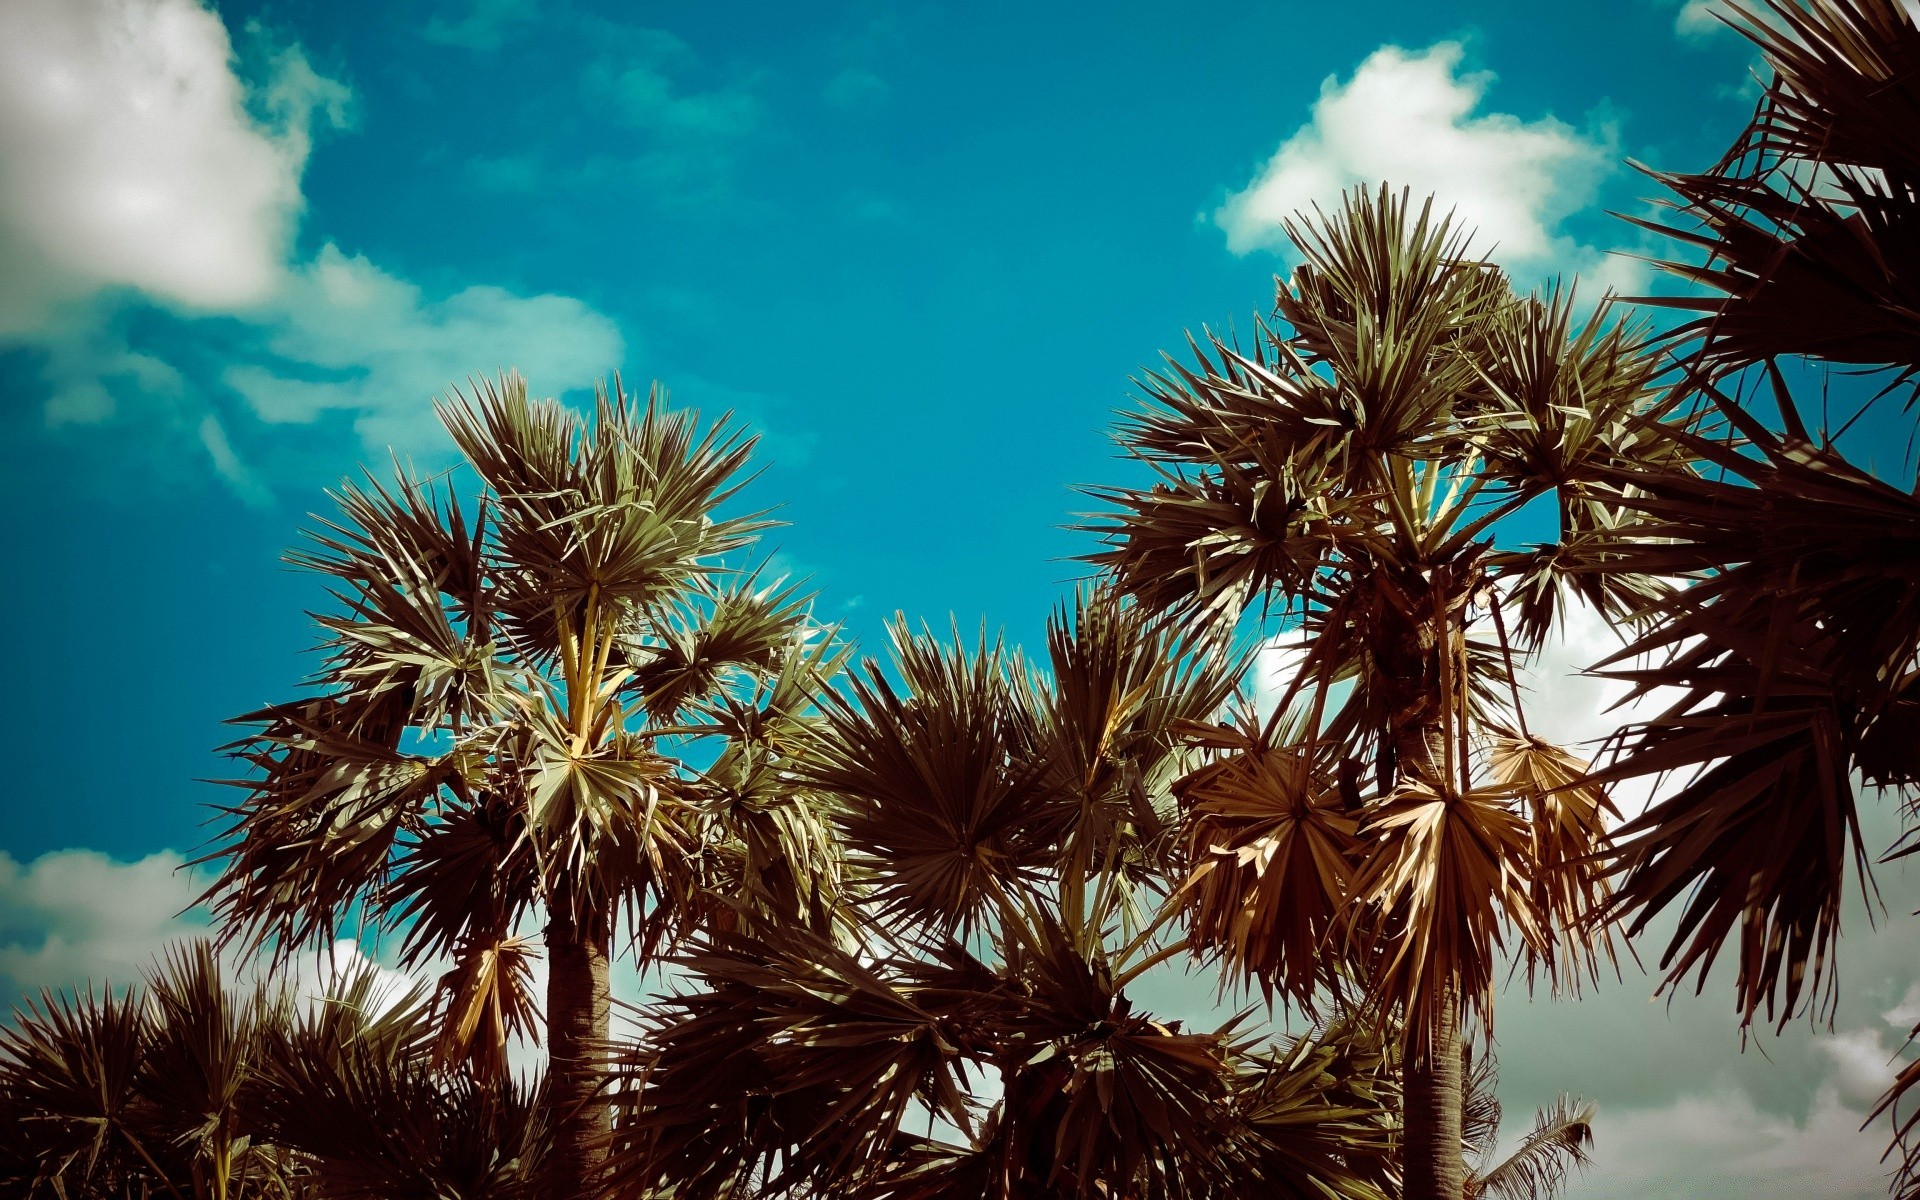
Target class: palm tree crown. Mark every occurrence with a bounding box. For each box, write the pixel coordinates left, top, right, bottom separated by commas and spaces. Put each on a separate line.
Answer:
1083, 186, 1679, 1199
199, 373, 845, 1196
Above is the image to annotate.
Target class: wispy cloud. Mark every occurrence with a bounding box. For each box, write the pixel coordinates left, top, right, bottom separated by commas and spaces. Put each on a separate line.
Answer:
448, 17, 765, 202
1215, 42, 1635, 291
421, 0, 541, 53
222, 243, 622, 456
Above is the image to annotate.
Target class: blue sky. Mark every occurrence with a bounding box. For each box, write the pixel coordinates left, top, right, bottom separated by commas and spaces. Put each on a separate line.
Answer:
2, 1, 1916, 1196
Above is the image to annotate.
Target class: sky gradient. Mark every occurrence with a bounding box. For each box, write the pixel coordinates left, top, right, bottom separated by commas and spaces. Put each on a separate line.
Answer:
2, 2, 1915, 1196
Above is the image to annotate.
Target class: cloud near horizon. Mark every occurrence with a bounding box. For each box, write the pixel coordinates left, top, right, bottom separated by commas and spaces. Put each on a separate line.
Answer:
1215, 42, 1634, 291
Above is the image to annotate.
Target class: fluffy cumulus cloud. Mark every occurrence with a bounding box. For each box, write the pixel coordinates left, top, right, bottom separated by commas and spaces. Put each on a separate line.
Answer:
1578, 1086, 1897, 1199
0, 0, 626, 495
0, 848, 434, 1031
0, 845, 672, 1090
1216, 43, 1631, 288
0, 848, 210, 997
0, 0, 346, 334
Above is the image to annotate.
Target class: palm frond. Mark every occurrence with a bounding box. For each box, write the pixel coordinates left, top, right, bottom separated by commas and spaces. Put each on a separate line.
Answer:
1467, 1095, 1595, 1200
803, 622, 1059, 933
1628, 0, 1920, 385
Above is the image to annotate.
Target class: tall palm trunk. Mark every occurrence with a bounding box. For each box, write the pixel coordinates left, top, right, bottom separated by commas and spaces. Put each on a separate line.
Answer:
547, 904, 611, 1199
1386, 586, 1468, 1200
1403, 987, 1467, 1200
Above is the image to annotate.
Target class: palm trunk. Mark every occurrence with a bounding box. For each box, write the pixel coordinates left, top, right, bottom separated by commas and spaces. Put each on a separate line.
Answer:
547, 905, 611, 1200
1386, 589, 1468, 1200
1403, 986, 1466, 1200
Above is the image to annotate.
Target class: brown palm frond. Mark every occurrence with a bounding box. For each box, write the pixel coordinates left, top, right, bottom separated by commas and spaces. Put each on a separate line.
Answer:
252, 961, 550, 1200
382, 788, 538, 968
1588, 385, 1918, 1028
1473, 289, 1681, 650
1174, 724, 1363, 1010
433, 934, 543, 1082
611, 925, 972, 1200
1486, 733, 1618, 995
1352, 782, 1538, 1060
1031, 584, 1242, 894
803, 622, 1060, 933
0, 983, 163, 1198
1872, 1038, 1920, 1200
1232, 1011, 1401, 1200
1461, 1042, 1502, 1165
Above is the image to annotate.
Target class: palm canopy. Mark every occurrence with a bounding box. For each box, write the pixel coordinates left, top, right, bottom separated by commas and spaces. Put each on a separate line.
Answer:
198, 372, 850, 1199
604, 590, 1406, 1200
202, 372, 841, 1058
1082, 186, 1673, 1052
0, 940, 556, 1200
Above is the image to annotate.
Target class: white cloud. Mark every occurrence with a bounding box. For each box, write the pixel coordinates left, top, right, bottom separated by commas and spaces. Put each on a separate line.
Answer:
0, 0, 632, 495
1817, 1028, 1901, 1108
1580, 1085, 1894, 1199
1674, 0, 1736, 39
0, 848, 209, 996
0, 0, 347, 334
1215, 43, 1632, 289
222, 243, 625, 455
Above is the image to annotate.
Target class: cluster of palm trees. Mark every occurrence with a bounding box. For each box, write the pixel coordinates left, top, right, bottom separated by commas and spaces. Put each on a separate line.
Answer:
4, 0, 1917, 1197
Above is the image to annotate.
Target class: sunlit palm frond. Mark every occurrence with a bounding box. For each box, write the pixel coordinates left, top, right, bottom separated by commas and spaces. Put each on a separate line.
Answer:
1174, 722, 1362, 1010
443, 374, 771, 670
432, 934, 542, 1082
1485, 733, 1617, 995
1275, 187, 1509, 466
207, 369, 836, 1197
1352, 782, 1538, 1060
204, 697, 457, 955
624, 570, 813, 723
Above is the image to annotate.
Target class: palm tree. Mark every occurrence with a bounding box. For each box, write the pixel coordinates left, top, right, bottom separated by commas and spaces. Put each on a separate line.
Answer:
604, 590, 1406, 1200
1082, 186, 1679, 1199
199, 373, 845, 1198
0, 941, 558, 1200
0, 942, 297, 1200
1574, 0, 1920, 1191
